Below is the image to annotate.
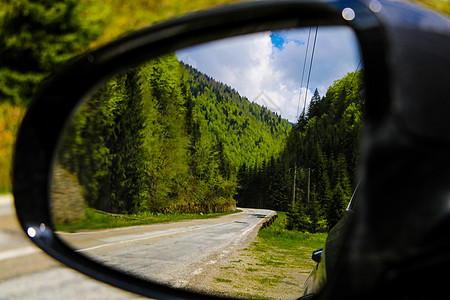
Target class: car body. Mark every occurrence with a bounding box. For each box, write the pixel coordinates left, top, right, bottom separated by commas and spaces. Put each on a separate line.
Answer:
302, 185, 359, 296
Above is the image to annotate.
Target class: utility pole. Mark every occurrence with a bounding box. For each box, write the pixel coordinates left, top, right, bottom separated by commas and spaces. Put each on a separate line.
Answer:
307, 168, 311, 204
292, 167, 312, 207
292, 165, 297, 207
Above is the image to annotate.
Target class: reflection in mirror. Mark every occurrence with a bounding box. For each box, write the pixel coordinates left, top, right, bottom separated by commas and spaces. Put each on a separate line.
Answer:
51, 26, 363, 299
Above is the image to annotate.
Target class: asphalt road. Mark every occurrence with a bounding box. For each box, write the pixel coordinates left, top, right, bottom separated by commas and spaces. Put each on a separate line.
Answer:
0, 194, 275, 299
58, 207, 276, 290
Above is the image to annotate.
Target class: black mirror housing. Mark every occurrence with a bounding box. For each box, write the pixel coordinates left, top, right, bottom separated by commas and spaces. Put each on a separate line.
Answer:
12, 0, 450, 299
312, 248, 324, 264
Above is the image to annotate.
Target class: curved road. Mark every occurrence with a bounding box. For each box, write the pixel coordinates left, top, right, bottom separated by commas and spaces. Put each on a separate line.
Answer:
0, 195, 275, 298
59, 208, 276, 289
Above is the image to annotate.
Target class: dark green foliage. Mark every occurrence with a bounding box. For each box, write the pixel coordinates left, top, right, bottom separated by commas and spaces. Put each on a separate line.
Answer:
58, 70, 150, 213
286, 202, 308, 231
57, 52, 362, 224
314, 144, 332, 216
59, 54, 190, 213
0, 0, 99, 104
184, 63, 291, 169
216, 140, 232, 180
57, 54, 289, 215
109, 70, 150, 213
307, 88, 322, 118
326, 153, 351, 228
236, 71, 363, 232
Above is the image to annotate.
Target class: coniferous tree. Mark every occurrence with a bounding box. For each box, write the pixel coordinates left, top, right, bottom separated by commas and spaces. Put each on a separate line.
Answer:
235, 163, 249, 206
239, 71, 364, 232
286, 201, 308, 231
216, 140, 232, 180
314, 144, 332, 217
306, 192, 320, 232
307, 88, 322, 118
326, 154, 351, 229
56, 56, 362, 223
109, 69, 149, 213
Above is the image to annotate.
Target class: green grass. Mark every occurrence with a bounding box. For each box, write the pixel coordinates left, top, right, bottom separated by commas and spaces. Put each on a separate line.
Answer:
208, 211, 327, 299
251, 275, 281, 286
215, 277, 232, 283
245, 267, 259, 272
55, 207, 241, 231
253, 212, 327, 272
233, 292, 270, 300
258, 212, 327, 250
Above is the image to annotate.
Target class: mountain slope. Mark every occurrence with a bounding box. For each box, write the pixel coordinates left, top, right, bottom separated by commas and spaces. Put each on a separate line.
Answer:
185, 63, 291, 169
56, 55, 291, 215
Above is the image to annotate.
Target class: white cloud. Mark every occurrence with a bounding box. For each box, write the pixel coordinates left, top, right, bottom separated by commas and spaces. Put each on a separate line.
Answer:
176, 26, 361, 123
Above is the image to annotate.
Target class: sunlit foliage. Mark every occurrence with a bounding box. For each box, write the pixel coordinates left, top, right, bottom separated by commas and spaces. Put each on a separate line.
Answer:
237, 71, 364, 232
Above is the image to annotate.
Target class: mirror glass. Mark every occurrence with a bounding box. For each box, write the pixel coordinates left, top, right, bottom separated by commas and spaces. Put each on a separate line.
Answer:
51, 26, 363, 299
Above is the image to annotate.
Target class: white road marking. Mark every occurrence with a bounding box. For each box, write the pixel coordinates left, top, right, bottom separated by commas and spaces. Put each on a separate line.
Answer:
0, 194, 14, 217
76, 222, 228, 253
0, 267, 147, 299
0, 208, 275, 264
0, 194, 13, 205
75, 211, 273, 253
57, 209, 248, 236
0, 246, 39, 261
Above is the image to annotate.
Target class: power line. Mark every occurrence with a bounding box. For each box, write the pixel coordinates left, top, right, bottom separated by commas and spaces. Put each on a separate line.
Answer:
350, 57, 363, 87
296, 27, 312, 120
302, 26, 318, 117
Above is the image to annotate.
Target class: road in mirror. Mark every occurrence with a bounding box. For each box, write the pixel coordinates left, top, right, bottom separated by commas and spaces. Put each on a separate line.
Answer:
51, 26, 362, 299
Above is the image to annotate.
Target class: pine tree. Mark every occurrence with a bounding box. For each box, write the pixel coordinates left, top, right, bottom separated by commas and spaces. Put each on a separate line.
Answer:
115, 69, 149, 212
286, 201, 308, 231
307, 88, 322, 118
216, 140, 232, 180
326, 153, 351, 229
306, 192, 320, 232
235, 163, 248, 206
314, 144, 332, 218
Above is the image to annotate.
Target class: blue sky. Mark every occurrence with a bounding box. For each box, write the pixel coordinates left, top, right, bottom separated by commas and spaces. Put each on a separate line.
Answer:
270, 31, 304, 50
177, 26, 361, 123
270, 32, 285, 50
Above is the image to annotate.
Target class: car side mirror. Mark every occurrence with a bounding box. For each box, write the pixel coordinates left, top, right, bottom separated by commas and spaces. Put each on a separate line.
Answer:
10, 1, 389, 299
312, 248, 324, 264
13, 0, 450, 299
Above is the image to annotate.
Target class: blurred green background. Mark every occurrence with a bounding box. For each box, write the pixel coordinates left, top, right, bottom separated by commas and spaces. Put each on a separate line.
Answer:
0, 0, 448, 194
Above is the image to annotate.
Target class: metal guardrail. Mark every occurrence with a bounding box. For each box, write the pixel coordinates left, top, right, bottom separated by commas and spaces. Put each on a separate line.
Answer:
261, 212, 278, 229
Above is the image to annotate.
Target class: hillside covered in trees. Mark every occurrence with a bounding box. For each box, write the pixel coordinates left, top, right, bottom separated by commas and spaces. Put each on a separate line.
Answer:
236, 71, 364, 232
57, 49, 363, 233
57, 53, 291, 215
184, 63, 291, 168
0, 0, 244, 194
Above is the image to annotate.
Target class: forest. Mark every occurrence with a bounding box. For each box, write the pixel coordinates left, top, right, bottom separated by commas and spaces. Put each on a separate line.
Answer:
57, 54, 291, 215
184, 63, 292, 168
0, 0, 441, 203
236, 71, 364, 232
1, 0, 365, 231
57, 48, 364, 233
